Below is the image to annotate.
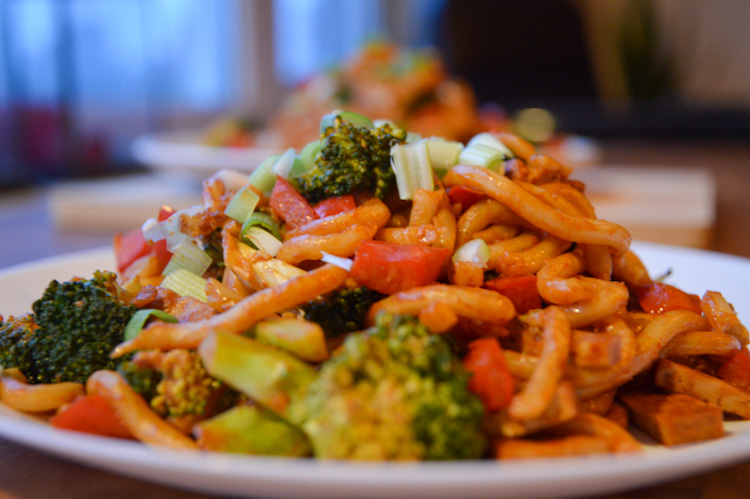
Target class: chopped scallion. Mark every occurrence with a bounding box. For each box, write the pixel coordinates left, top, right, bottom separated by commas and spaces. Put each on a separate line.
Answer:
271, 148, 298, 179
298, 140, 322, 171
390, 140, 434, 200
241, 212, 282, 240
320, 252, 353, 272
124, 309, 178, 341
459, 143, 505, 172
452, 239, 491, 268
466, 132, 514, 159
243, 226, 283, 256
224, 185, 260, 223
425, 138, 464, 177
161, 268, 209, 303
162, 240, 213, 277
248, 154, 281, 195
320, 110, 373, 133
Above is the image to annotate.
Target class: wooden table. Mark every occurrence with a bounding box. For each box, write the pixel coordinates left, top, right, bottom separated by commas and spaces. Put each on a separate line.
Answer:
1, 138, 750, 498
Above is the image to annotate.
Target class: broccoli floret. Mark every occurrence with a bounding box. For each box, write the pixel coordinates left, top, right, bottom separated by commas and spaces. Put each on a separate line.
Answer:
0, 271, 137, 384
126, 349, 240, 423
295, 115, 407, 203
0, 315, 37, 375
301, 313, 486, 460
300, 286, 385, 337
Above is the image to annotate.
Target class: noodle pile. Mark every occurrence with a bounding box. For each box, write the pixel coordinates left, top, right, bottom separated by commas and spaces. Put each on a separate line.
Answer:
3, 129, 749, 459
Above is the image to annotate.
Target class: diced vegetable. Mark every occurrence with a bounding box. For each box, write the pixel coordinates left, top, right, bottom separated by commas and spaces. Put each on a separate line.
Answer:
255, 318, 329, 363
462, 337, 514, 412
123, 308, 178, 341
466, 132, 514, 158
453, 239, 490, 268
194, 404, 311, 456
320, 110, 373, 132
161, 268, 208, 303
241, 212, 282, 240
198, 331, 317, 423
312, 195, 357, 218
391, 140, 434, 200
249, 154, 281, 195
298, 140, 322, 171
717, 348, 750, 391
162, 241, 213, 277
350, 240, 451, 295
425, 138, 463, 177
224, 185, 261, 223
269, 176, 318, 229
484, 275, 541, 314
50, 395, 133, 439
251, 258, 307, 288
636, 283, 702, 314
243, 226, 283, 256
271, 148, 302, 180
113, 228, 151, 273
458, 143, 504, 172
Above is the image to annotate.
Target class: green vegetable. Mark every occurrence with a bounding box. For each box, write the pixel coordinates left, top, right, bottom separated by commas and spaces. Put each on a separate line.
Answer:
224, 185, 261, 223
248, 154, 281, 195
0, 271, 137, 384
124, 309, 178, 341
300, 286, 385, 337
161, 268, 209, 303
295, 113, 407, 203
255, 318, 328, 363
122, 349, 240, 422
319, 110, 374, 133
194, 404, 312, 456
161, 241, 213, 277
391, 139, 434, 200
302, 313, 486, 460
198, 330, 317, 424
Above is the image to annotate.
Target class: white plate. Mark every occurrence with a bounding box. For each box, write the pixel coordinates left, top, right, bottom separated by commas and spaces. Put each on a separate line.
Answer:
2, 242, 750, 498
131, 130, 280, 182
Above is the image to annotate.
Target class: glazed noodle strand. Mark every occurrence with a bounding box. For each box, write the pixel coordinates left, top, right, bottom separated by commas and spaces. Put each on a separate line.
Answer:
442, 165, 632, 257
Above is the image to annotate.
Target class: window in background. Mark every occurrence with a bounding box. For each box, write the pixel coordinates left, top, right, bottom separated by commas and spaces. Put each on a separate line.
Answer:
0, 0, 448, 188
0, 0, 239, 184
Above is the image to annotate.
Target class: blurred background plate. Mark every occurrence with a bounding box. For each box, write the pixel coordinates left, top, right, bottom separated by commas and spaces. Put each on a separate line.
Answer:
131, 130, 279, 182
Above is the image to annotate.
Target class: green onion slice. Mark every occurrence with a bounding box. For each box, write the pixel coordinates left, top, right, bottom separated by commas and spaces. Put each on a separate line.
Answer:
319, 110, 374, 133
162, 240, 213, 277
161, 268, 209, 303
248, 154, 281, 195
243, 226, 283, 256
298, 140, 322, 171
224, 185, 261, 223
124, 308, 178, 341
466, 132, 514, 159
425, 138, 464, 177
241, 212, 282, 240
452, 239, 491, 268
391, 140, 434, 200
459, 143, 505, 172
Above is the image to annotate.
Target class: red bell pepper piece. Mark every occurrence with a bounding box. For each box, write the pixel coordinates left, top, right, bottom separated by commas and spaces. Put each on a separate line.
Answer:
312, 195, 357, 218
269, 176, 318, 229
718, 348, 750, 391
462, 337, 514, 412
636, 282, 702, 314
50, 395, 133, 439
484, 275, 541, 314
113, 228, 151, 273
448, 185, 486, 211
350, 240, 451, 295
151, 205, 176, 269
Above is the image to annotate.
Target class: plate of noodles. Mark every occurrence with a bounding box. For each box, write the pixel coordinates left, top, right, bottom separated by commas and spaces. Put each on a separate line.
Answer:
1, 243, 750, 498
2, 113, 750, 498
